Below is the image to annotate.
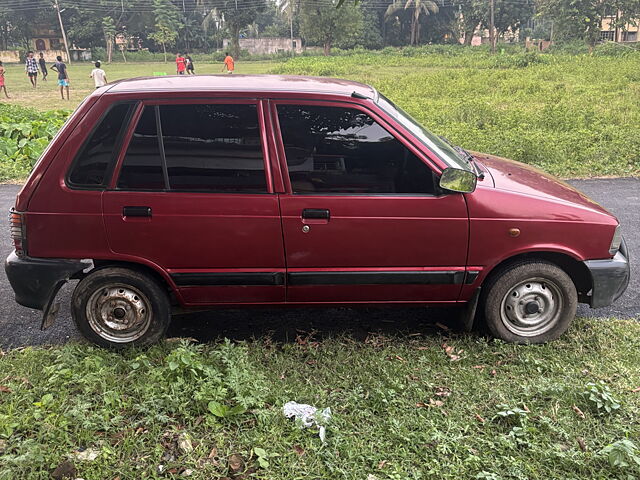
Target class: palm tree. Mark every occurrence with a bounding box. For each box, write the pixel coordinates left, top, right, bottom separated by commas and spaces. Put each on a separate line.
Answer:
385, 0, 438, 46
279, 0, 298, 55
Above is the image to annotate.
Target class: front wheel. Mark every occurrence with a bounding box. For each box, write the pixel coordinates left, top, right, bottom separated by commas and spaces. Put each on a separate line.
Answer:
72, 267, 171, 348
482, 261, 577, 344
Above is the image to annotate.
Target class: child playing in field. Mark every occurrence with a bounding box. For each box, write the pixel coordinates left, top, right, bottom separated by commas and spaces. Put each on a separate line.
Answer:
176, 53, 186, 75
90, 61, 107, 88
0, 61, 9, 98
185, 53, 195, 74
222, 52, 234, 74
38, 52, 48, 81
51, 55, 70, 100
25, 51, 39, 88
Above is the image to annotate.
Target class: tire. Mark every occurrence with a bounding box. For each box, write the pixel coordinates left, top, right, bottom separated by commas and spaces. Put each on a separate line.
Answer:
72, 267, 171, 348
482, 261, 577, 344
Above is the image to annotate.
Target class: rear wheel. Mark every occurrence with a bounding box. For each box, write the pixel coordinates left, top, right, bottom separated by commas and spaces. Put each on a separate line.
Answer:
482, 261, 577, 344
72, 267, 170, 348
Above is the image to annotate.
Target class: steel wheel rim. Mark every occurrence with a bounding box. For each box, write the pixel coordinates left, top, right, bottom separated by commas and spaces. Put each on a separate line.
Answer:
499, 276, 563, 337
86, 283, 152, 343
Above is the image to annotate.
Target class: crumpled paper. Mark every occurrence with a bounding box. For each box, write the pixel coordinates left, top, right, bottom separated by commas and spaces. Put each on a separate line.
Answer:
283, 401, 332, 443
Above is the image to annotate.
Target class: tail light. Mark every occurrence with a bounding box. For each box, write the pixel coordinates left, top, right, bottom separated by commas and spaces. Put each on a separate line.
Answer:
9, 209, 27, 256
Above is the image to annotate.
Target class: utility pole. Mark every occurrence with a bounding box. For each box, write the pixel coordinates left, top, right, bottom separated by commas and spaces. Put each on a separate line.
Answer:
489, 0, 495, 54
54, 0, 71, 64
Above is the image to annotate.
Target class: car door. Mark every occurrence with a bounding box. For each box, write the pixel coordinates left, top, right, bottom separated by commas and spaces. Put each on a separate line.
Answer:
103, 99, 286, 305
272, 100, 470, 303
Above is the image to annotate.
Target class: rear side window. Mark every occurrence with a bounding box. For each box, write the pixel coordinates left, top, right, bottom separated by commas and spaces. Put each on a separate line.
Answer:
117, 103, 267, 193
68, 103, 132, 187
117, 106, 164, 190
277, 104, 437, 195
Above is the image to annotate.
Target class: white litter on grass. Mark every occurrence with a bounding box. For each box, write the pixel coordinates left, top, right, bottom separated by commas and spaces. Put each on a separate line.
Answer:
70, 448, 100, 461
283, 401, 332, 443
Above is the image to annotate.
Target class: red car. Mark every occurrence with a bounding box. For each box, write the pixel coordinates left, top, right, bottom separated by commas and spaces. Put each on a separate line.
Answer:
5, 75, 629, 347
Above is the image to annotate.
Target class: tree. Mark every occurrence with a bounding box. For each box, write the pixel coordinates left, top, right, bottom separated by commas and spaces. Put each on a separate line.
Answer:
300, 0, 363, 55
217, 0, 267, 57
150, 0, 180, 61
280, 0, 299, 54
536, 0, 640, 48
385, 0, 438, 46
102, 16, 116, 63
150, 24, 178, 62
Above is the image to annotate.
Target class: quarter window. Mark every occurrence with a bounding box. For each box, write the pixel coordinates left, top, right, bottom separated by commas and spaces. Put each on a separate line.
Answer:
277, 104, 437, 195
117, 103, 267, 193
68, 102, 132, 187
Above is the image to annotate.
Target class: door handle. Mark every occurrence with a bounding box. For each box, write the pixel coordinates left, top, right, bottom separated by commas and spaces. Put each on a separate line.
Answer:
302, 208, 330, 220
123, 206, 152, 218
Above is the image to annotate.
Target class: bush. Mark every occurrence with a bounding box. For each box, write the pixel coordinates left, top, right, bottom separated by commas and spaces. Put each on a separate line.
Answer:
0, 105, 70, 181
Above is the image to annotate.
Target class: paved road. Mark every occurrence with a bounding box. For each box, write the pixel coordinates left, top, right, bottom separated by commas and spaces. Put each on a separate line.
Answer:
0, 178, 638, 349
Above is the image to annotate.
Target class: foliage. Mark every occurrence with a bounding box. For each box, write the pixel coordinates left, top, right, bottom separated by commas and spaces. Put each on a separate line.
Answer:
537, 0, 640, 46
270, 48, 640, 178
0, 105, 69, 182
599, 440, 640, 469
1, 317, 640, 478
300, 0, 363, 55
583, 381, 622, 414
385, 0, 438, 46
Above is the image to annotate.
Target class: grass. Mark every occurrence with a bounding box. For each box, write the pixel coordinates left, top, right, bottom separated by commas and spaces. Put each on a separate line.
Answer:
1, 317, 640, 479
0, 61, 276, 111
2, 51, 640, 178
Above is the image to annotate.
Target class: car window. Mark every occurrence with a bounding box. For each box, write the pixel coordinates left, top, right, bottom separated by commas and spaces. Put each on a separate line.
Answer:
160, 104, 266, 193
277, 104, 437, 195
117, 103, 267, 193
118, 106, 165, 190
68, 102, 132, 187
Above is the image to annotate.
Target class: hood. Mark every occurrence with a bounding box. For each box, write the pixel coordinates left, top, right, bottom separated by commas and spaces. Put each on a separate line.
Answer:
473, 152, 613, 218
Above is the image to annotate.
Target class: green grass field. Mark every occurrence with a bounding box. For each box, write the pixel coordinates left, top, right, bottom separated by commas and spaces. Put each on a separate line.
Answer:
1, 318, 640, 479
0, 61, 276, 110
2, 51, 640, 178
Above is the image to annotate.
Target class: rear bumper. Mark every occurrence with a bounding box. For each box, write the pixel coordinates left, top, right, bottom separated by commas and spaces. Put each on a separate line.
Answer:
4, 252, 91, 310
583, 239, 630, 308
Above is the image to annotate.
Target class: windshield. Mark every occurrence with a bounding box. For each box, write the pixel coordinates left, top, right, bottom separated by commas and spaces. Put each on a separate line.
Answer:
376, 93, 472, 171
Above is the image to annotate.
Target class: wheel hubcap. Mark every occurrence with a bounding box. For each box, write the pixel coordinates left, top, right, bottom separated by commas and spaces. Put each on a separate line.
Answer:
500, 277, 563, 337
86, 284, 152, 343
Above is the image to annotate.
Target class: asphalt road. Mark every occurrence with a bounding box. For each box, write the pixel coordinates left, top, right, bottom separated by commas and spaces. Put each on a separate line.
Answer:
0, 178, 638, 349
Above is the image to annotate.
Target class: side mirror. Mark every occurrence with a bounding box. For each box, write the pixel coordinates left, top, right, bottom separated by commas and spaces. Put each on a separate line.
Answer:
439, 167, 477, 194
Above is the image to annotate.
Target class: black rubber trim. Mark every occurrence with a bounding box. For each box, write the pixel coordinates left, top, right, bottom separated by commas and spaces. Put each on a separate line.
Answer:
465, 271, 480, 284
172, 272, 285, 287
4, 252, 91, 310
287, 270, 466, 286
583, 237, 630, 308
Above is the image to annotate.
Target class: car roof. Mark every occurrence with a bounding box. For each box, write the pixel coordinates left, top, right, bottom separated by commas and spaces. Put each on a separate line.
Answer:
105, 74, 376, 98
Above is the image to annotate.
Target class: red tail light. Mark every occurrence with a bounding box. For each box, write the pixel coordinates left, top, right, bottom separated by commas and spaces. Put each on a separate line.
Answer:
9, 209, 26, 256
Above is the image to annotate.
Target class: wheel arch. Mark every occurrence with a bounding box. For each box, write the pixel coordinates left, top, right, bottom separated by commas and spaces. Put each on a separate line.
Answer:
87, 259, 181, 305
482, 251, 592, 302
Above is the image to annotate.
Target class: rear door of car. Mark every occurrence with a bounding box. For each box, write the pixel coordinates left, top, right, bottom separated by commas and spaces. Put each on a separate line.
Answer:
270, 99, 470, 304
102, 98, 286, 305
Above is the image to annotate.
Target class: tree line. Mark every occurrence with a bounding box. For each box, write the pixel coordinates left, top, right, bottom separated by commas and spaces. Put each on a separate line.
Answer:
0, 0, 638, 58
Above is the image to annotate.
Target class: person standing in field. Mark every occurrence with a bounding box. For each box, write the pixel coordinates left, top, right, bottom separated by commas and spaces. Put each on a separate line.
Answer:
185, 53, 195, 74
176, 53, 186, 75
38, 52, 48, 81
90, 61, 107, 88
25, 51, 39, 88
0, 61, 10, 98
222, 52, 234, 74
51, 55, 70, 100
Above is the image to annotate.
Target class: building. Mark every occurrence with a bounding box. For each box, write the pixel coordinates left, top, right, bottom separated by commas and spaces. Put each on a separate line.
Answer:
222, 37, 303, 55
600, 14, 639, 42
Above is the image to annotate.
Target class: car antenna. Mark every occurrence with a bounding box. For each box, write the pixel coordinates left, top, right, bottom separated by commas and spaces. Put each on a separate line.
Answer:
351, 91, 369, 100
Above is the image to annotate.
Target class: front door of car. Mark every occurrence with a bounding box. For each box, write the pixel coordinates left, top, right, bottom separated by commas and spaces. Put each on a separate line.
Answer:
272, 101, 470, 303
103, 100, 286, 305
